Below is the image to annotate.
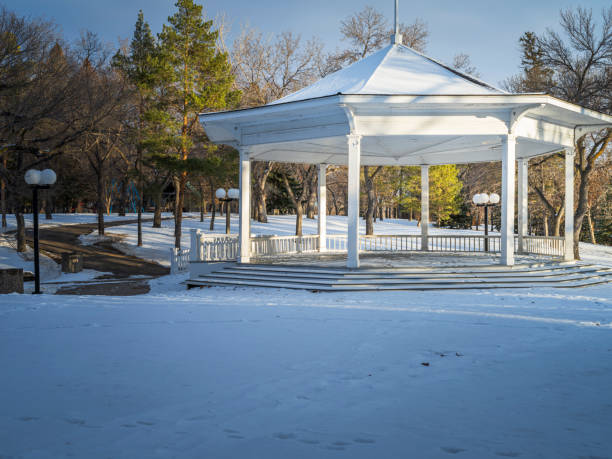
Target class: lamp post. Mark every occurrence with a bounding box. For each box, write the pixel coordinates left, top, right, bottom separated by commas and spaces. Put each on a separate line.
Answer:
24, 168, 57, 294
472, 192, 500, 252
215, 188, 239, 235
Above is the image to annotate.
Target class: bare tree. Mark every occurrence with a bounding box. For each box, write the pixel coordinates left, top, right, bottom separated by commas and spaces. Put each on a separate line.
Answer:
452, 53, 480, 78
0, 8, 86, 250
279, 164, 317, 236
232, 27, 321, 222
327, 6, 429, 70
536, 7, 612, 257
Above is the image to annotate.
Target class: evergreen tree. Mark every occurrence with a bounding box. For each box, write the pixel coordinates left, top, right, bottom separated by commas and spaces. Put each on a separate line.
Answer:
113, 10, 164, 245
517, 31, 553, 92
159, 0, 239, 248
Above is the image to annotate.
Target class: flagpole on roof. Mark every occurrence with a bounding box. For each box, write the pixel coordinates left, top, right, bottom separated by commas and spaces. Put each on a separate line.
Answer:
395, 0, 398, 35
392, 0, 402, 44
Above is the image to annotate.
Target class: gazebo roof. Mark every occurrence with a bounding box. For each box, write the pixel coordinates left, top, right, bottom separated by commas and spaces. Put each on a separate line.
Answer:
200, 44, 612, 167
273, 43, 503, 104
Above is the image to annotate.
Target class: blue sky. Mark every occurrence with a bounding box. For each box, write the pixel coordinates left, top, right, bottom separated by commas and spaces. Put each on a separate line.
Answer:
4, 0, 611, 85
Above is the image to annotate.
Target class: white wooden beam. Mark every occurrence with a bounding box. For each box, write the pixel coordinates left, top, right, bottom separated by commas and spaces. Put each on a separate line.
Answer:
565, 149, 575, 261
239, 150, 251, 263
517, 158, 528, 253
501, 134, 516, 266
318, 164, 327, 252
421, 165, 429, 251
347, 134, 361, 268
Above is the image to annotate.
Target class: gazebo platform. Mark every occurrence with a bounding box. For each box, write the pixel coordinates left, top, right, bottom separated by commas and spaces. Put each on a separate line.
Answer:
186, 253, 612, 291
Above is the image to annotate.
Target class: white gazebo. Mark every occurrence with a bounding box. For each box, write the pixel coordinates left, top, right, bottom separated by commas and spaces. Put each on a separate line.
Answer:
198, 37, 612, 269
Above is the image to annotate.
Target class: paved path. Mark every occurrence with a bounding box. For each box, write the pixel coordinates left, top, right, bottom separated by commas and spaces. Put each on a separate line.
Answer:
25, 218, 171, 295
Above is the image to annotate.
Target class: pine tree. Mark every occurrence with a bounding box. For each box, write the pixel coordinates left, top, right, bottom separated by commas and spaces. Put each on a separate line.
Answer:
517, 31, 553, 93
159, 0, 239, 249
113, 10, 163, 246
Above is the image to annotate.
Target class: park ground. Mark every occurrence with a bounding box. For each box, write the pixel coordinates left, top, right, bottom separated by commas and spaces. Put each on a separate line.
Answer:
1, 214, 612, 458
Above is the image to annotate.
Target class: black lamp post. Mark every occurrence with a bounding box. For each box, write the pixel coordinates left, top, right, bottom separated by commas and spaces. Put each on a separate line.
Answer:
25, 168, 56, 294
473, 192, 500, 252
215, 188, 239, 234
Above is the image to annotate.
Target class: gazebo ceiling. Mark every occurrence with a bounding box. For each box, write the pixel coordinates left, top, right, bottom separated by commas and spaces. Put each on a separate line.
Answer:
200, 43, 612, 166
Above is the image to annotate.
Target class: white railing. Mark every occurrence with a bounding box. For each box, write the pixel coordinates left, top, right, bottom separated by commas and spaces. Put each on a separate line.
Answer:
170, 247, 190, 274
520, 235, 564, 257
361, 234, 422, 251
191, 230, 239, 262
325, 235, 349, 252
251, 235, 319, 256
188, 229, 566, 262
428, 235, 501, 252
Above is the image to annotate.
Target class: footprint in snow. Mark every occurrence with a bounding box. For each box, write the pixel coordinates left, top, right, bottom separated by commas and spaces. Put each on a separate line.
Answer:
353, 438, 375, 444
64, 418, 86, 426
274, 432, 295, 440
441, 446, 467, 454
137, 421, 155, 426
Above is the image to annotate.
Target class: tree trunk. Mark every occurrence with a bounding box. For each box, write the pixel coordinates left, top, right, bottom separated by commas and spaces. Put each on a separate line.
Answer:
553, 207, 564, 237
97, 168, 105, 236
153, 197, 162, 228
587, 210, 596, 244
137, 147, 143, 247
543, 213, 549, 237
44, 191, 53, 220
253, 162, 272, 223
209, 182, 216, 231
16, 210, 26, 252
174, 174, 186, 249
1, 157, 6, 229
363, 166, 381, 235
295, 203, 303, 236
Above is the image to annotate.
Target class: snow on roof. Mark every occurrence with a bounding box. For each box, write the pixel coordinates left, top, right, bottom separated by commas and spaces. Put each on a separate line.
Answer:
270, 43, 504, 105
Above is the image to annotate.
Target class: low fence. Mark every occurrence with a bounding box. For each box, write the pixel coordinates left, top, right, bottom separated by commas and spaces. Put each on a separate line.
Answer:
170, 248, 190, 274
251, 234, 319, 256
520, 235, 564, 257
428, 235, 501, 252
188, 230, 565, 263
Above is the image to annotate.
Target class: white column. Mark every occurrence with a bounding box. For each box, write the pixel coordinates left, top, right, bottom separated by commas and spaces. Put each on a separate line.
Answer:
347, 134, 361, 268
421, 166, 429, 251
517, 158, 528, 253
501, 134, 516, 266
318, 164, 327, 252
190, 228, 201, 261
239, 150, 251, 263
564, 149, 575, 261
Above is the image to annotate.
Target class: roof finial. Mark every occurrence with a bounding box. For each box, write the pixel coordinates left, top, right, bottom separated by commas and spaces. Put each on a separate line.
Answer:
391, 0, 402, 45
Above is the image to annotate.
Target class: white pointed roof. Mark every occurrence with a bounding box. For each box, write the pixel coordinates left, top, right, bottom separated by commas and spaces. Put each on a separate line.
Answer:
271, 43, 504, 105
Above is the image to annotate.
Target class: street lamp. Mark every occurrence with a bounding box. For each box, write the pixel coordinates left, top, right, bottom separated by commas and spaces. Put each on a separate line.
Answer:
25, 168, 56, 294
215, 188, 239, 235
472, 192, 500, 252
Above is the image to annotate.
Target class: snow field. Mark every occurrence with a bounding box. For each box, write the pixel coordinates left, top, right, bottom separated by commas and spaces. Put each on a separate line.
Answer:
0, 278, 611, 458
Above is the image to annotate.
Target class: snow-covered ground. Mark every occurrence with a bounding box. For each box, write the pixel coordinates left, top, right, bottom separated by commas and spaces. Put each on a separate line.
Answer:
1, 276, 611, 458
0, 212, 175, 233
101, 213, 612, 268
1, 214, 612, 457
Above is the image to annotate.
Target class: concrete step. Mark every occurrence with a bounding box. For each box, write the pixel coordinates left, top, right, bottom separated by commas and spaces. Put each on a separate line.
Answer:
218, 265, 610, 281
196, 270, 612, 288
187, 276, 612, 291
186, 262, 612, 292
227, 262, 583, 276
